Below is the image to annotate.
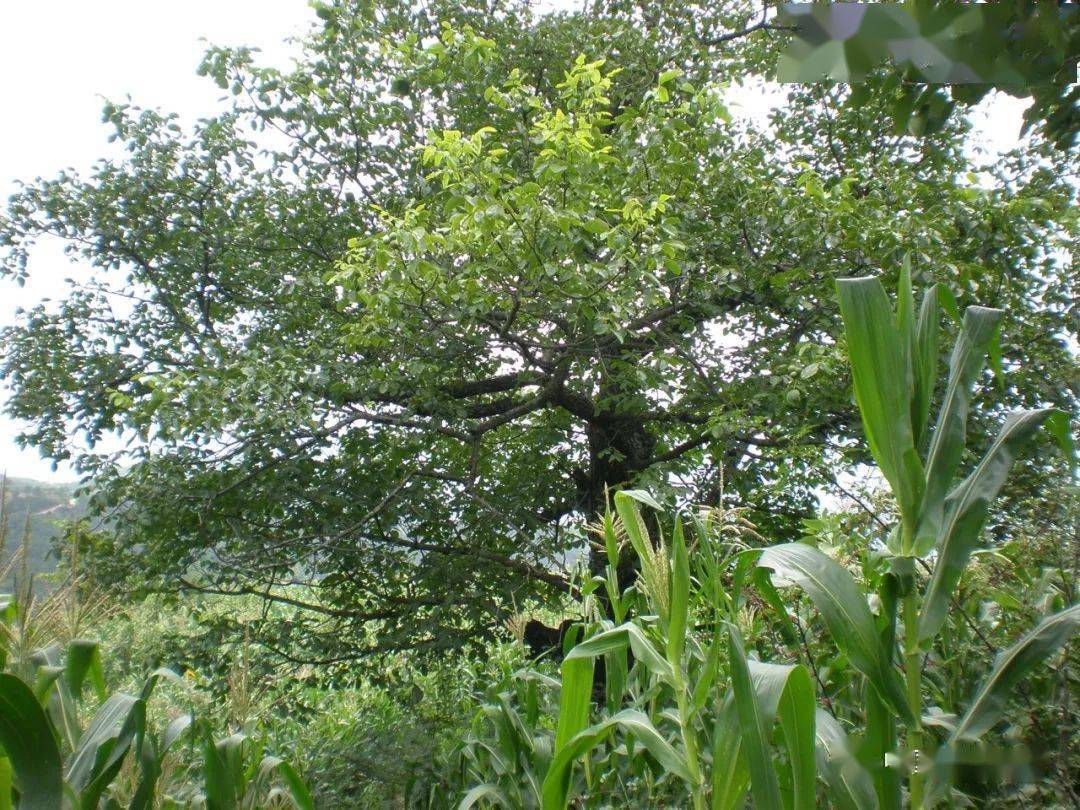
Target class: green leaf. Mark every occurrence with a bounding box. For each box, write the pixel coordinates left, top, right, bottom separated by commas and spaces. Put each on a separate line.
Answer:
66, 639, 106, 703
757, 544, 912, 723
542, 653, 594, 810
815, 710, 878, 810
258, 757, 314, 810
950, 604, 1080, 741
911, 283, 940, 449
0, 755, 12, 810
202, 727, 238, 810
914, 306, 1002, 555
565, 623, 674, 684
667, 515, 690, 667
727, 625, 782, 810
66, 692, 143, 807
460, 784, 511, 808
542, 709, 691, 810
926, 606, 1080, 804
836, 276, 924, 533
0, 674, 62, 810
710, 696, 749, 810
862, 681, 900, 810
919, 409, 1054, 644
751, 659, 817, 810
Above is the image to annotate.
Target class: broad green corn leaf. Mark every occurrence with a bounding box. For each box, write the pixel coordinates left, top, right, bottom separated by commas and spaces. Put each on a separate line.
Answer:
564, 622, 674, 684
80, 699, 146, 810
542, 709, 690, 810
747, 658, 817, 810
616, 489, 663, 511
914, 306, 1002, 555
815, 709, 878, 810
32, 665, 64, 704
460, 784, 510, 808
919, 409, 1055, 644
0, 673, 62, 810
67, 692, 146, 809
32, 644, 80, 750
911, 282, 940, 449
727, 624, 782, 810
692, 628, 722, 714
710, 696, 749, 810
66, 638, 106, 703
862, 682, 901, 810
836, 276, 924, 532
926, 605, 1080, 804
543, 653, 594, 810
951, 604, 1080, 742
757, 544, 912, 723
202, 727, 238, 810
258, 757, 314, 810
0, 756, 12, 810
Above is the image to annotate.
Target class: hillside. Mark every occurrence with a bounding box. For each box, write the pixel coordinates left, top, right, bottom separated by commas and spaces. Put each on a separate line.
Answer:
1, 476, 85, 586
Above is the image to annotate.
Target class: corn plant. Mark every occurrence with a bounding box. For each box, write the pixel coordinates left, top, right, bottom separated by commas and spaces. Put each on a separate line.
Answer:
435, 269, 1077, 809
0, 590, 313, 809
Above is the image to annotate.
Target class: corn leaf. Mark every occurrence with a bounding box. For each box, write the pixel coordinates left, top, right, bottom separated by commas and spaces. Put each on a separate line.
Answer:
460, 784, 510, 808
727, 624, 783, 810
565, 622, 674, 684
668, 515, 690, 667
258, 756, 315, 810
911, 282, 940, 449
815, 709, 878, 810
66, 639, 106, 703
542, 709, 690, 810
0, 673, 62, 810
749, 659, 817, 810
862, 682, 900, 810
710, 696, 749, 810
757, 544, 912, 723
919, 408, 1054, 644
913, 306, 1002, 555
836, 276, 924, 531
951, 604, 1080, 742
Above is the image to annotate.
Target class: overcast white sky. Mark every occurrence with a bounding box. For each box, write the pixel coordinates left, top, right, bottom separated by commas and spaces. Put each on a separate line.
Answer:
0, 2, 1028, 483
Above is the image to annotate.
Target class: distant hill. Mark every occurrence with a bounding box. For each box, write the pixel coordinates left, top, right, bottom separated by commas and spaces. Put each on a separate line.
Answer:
1, 476, 86, 587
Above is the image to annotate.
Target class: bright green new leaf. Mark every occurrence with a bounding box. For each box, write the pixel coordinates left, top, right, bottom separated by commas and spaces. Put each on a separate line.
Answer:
836, 276, 925, 534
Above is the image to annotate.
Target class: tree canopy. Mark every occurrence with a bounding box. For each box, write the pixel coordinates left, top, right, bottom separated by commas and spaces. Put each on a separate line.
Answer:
2, 0, 1076, 661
